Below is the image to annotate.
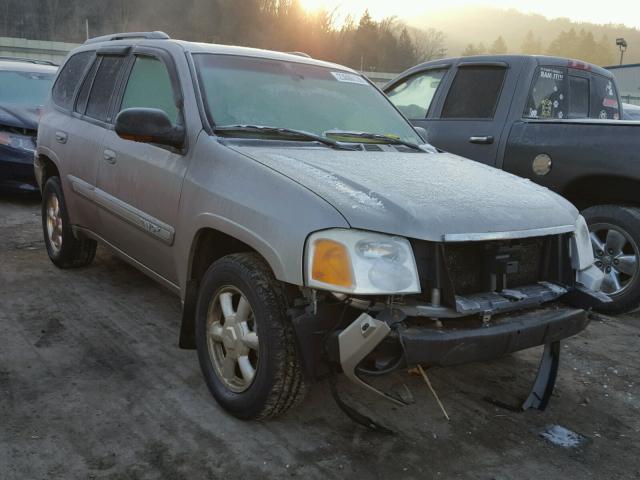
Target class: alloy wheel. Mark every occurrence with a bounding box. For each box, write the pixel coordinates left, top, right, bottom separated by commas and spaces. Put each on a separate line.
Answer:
590, 223, 639, 296
45, 193, 63, 254
206, 286, 259, 393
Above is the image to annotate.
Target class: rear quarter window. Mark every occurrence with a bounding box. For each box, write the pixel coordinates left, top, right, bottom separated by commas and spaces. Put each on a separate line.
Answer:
524, 67, 567, 119
591, 74, 620, 120
52, 51, 94, 110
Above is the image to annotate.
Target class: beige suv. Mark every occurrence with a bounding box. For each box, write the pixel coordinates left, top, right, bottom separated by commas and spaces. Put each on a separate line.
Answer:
36, 32, 604, 427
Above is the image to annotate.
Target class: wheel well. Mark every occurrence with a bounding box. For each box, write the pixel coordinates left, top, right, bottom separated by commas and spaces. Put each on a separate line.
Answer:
37, 154, 60, 186
189, 228, 258, 284
180, 228, 263, 350
563, 175, 640, 211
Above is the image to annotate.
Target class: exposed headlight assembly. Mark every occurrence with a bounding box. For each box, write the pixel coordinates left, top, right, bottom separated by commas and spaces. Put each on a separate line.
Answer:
305, 229, 421, 295
571, 215, 603, 291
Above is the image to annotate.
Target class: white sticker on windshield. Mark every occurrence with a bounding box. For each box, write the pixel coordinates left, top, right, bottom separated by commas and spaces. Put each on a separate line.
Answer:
331, 71, 369, 85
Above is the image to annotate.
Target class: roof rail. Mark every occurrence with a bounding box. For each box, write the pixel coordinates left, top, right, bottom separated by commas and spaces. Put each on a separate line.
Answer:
84, 31, 170, 45
0, 56, 58, 66
288, 51, 312, 58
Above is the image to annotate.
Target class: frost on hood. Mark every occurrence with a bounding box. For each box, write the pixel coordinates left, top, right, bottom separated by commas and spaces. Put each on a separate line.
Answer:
267, 153, 385, 211
234, 146, 579, 242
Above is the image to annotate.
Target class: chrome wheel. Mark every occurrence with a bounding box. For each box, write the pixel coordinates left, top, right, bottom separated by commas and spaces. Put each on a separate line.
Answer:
590, 223, 639, 296
206, 286, 259, 393
46, 193, 63, 254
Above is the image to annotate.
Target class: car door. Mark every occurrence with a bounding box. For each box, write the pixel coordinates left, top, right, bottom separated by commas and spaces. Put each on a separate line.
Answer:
45, 50, 106, 231
388, 61, 519, 167
96, 48, 188, 284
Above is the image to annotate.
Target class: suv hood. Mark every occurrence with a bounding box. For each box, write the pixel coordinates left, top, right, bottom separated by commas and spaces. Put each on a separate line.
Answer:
232, 146, 579, 242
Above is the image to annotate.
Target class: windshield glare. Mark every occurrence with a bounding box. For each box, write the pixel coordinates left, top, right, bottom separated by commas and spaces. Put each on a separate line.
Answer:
194, 54, 422, 144
0, 70, 55, 108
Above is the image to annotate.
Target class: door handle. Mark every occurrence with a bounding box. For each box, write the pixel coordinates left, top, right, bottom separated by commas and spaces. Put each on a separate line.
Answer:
469, 136, 494, 145
103, 149, 117, 165
55, 131, 68, 144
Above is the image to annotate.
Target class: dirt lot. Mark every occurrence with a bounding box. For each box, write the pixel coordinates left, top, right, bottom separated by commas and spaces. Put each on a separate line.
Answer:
1, 195, 639, 480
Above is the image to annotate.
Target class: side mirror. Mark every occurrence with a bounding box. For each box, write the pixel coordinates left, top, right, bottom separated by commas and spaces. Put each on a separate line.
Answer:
414, 126, 429, 143
114, 108, 184, 148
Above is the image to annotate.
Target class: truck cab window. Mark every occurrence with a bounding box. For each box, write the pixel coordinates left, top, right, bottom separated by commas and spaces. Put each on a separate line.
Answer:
590, 74, 620, 120
441, 66, 506, 119
386, 69, 447, 119
524, 67, 567, 119
568, 76, 589, 118
120, 56, 179, 124
85, 56, 124, 122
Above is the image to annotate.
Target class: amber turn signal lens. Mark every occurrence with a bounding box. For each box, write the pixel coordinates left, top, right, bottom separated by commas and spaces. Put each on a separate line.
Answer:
311, 239, 354, 288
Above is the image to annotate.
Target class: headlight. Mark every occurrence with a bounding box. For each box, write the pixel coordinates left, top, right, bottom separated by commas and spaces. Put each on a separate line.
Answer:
571, 215, 595, 271
305, 229, 421, 294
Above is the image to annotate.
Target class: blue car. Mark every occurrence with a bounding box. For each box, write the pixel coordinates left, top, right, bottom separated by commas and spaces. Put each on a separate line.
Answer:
0, 57, 57, 194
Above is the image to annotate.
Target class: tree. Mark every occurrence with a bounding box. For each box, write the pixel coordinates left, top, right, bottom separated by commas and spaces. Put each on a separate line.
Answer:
490, 36, 507, 54
520, 30, 543, 54
414, 28, 447, 61
462, 42, 486, 56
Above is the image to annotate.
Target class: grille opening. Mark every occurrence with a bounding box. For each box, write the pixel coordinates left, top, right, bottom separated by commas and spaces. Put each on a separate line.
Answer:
411, 234, 574, 308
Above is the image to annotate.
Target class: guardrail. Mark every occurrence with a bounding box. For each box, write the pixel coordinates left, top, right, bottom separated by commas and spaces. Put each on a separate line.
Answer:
0, 37, 79, 65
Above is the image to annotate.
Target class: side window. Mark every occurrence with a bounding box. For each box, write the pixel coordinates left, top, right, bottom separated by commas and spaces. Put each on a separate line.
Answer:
386, 69, 447, 119
85, 56, 124, 122
568, 76, 589, 118
74, 58, 99, 115
120, 56, 179, 124
524, 67, 567, 119
591, 74, 620, 120
51, 51, 93, 110
441, 66, 506, 119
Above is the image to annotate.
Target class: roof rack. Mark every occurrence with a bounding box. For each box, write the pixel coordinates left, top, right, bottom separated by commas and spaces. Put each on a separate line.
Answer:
288, 51, 312, 58
0, 56, 58, 66
84, 31, 170, 45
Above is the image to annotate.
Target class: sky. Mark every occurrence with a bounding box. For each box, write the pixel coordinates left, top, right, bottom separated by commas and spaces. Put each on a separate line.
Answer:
298, 0, 640, 29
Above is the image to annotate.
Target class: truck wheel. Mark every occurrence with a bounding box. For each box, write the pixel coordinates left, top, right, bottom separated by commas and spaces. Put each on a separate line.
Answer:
583, 205, 640, 314
42, 176, 97, 269
195, 252, 307, 419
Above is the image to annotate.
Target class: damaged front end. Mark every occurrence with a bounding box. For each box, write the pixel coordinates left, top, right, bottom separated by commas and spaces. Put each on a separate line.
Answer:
292, 218, 607, 428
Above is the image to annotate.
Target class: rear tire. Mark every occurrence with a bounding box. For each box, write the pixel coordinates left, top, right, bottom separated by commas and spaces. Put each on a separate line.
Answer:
195, 252, 307, 419
583, 205, 640, 314
42, 176, 96, 269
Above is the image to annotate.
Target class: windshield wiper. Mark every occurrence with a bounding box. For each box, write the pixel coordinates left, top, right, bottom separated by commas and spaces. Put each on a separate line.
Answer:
323, 130, 425, 152
214, 125, 358, 151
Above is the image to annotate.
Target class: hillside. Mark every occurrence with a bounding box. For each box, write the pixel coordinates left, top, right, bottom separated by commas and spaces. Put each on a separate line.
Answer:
409, 6, 640, 66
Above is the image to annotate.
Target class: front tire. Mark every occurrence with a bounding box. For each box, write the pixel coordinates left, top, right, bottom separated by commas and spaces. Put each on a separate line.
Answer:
195, 253, 307, 419
42, 176, 96, 269
583, 205, 640, 314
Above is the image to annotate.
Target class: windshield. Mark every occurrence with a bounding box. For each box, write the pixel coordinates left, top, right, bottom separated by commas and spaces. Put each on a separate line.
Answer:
0, 70, 55, 108
193, 54, 422, 144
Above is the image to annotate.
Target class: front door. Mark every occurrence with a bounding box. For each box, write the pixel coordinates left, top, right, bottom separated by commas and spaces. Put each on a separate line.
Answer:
95, 50, 187, 284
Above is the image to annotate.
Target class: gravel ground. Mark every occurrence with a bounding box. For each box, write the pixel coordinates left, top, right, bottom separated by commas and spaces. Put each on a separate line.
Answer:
1, 195, 639, 480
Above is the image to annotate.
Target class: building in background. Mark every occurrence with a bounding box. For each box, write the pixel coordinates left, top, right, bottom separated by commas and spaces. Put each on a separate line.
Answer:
607, 63, 640, 106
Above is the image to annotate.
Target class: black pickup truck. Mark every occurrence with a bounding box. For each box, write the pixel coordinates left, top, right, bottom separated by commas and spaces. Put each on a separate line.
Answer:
385, 55, 640, 313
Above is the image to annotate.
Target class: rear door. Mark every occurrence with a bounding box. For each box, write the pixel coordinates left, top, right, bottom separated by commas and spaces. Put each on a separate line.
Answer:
96, 47, 188, 283
44, 50, 104, 230
63, 50, 128, 232
387, 61, 520, 167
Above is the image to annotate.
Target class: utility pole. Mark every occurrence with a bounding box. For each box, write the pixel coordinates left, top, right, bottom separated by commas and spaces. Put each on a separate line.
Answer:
85, 18, 90, 41
616, 38, 628, 66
